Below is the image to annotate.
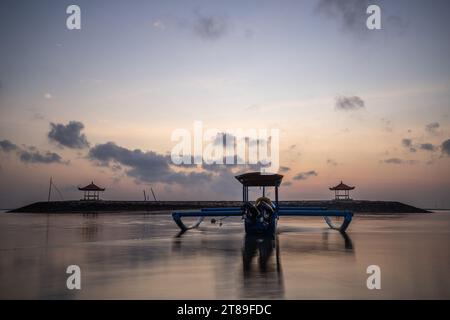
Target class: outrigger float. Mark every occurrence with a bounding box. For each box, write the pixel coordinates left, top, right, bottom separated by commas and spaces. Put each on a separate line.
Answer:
172, 172, 353, 235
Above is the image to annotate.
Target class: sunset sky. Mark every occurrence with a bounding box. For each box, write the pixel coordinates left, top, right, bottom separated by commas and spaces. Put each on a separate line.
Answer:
1, 0, 449, 209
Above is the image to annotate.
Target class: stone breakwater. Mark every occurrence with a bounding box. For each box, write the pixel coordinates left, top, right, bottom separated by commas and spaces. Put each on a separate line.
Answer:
8, 200, 431, 214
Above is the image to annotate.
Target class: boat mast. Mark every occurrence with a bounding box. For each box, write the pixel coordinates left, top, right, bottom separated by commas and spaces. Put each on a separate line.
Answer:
47, 177, 53, 202
150, 188, 157, 201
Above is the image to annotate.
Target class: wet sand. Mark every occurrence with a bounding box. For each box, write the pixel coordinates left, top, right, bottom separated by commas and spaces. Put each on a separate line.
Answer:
0, 211, 449, 299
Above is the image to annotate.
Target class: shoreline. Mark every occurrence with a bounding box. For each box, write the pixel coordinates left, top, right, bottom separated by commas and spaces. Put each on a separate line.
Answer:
8, 200, 432, 214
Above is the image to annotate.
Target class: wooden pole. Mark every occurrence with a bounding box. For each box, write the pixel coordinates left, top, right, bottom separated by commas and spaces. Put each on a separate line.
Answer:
275, 186, 279, 209
47, 177, 52, 202
150, 188, 157, 201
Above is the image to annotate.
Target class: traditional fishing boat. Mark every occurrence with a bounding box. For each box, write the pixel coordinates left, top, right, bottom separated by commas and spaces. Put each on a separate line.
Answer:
172, 172, 353, 236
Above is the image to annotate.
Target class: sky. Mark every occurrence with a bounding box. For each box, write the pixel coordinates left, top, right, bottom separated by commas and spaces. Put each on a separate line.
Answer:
0, 0, 449, 209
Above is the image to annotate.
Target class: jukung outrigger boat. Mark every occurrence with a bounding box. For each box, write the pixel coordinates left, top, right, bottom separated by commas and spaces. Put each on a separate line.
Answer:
172, 172, 353, 235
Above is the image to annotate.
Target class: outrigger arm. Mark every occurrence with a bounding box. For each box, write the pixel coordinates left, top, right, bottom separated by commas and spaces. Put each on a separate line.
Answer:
172, 207, 353, 233
172, 208, 242, 232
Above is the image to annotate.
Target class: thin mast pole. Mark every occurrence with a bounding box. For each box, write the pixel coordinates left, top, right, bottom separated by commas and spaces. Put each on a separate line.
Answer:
150, 188, 157, 201
47, 177, 52, 202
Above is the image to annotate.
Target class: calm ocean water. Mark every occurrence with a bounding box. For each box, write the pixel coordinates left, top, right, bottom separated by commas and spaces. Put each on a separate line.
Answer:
0, 211, 449, 299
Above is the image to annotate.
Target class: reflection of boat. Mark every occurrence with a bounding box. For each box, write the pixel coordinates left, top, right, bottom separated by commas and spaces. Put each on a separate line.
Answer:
172, 172, 353, 237
243, 235, 278, 271
170, 229, 354, 299
241, 235, 284, 299
240, 231, 354, 298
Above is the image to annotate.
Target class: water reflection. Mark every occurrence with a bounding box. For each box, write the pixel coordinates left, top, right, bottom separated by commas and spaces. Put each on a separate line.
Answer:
239, 231, 354, 298
171, 227, 354, 299
240, 235, 284, 299
322, 230, 354, 251
4, 212, 449, 299
81, 213, 99, 241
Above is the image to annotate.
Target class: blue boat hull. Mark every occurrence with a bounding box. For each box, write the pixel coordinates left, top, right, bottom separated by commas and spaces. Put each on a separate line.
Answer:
244, 214, 277, 236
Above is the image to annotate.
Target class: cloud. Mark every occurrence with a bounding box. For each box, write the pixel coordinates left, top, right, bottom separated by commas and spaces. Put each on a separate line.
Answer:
212, 132, 238, 147
0, 139, 65, 164
206, 132, 274, 168
315, 0, 374, 34
44, 93, 53, 99
315, 0, 407, 36
282, 181, 292, 186
0, 139, 19, 152
419, 143, 437, 152
335, 95, 365, 111
402, 138, 412, 147
326, 158, 338, 166
402, 138, 438, 153
279, 166, 290, 173
48, 121, 89, 149
441, 139, 450, 156
293, 170, 318, 180
383, 158, 402, 164
19, 149, 64, 164
88, 142, 211, 184
211, 132, 268, 149
425, 122, 440, 135
193, 13, 227, 40
200, 160, 267, 175
383, 158, 417, 165
88, 140, 285, 198
402, 138, 416, 152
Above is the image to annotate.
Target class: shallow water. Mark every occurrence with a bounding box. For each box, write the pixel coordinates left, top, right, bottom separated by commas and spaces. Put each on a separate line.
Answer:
0, 211, 449, 299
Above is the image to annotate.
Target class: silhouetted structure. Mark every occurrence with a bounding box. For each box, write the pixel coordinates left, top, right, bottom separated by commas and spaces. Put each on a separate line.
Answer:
329, 181, 355, 200
172, 172, 354, 235
78, 181, 105, 201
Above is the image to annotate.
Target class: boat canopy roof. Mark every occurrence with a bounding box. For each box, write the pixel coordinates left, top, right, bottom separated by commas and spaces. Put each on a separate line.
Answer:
235, 172, 283, 187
